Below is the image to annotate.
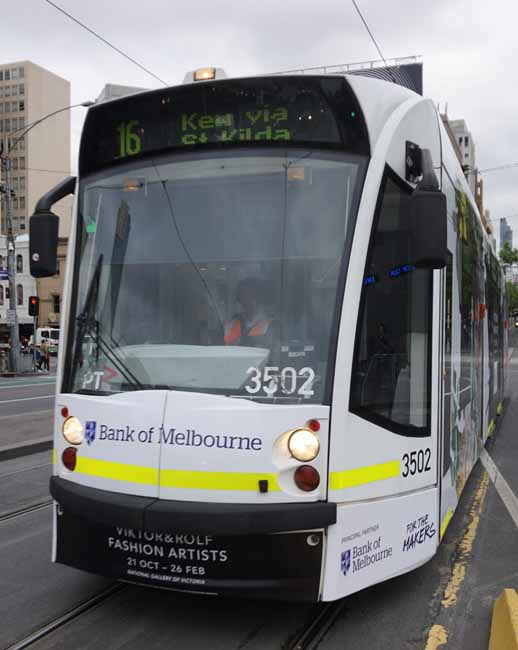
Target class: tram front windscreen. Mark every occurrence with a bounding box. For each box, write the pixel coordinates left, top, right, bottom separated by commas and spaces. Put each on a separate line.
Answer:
65, 78, 368, 403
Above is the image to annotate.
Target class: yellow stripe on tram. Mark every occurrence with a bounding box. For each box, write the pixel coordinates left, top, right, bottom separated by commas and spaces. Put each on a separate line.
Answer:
75, 456, 159, 485
160, 469, 281, 492
71, 456, 280, 491
329, 460, 400, 490
440, 507, 453, 540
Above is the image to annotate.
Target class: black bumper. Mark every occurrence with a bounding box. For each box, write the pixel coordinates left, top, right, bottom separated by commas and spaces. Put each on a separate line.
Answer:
50, 476, 336, 535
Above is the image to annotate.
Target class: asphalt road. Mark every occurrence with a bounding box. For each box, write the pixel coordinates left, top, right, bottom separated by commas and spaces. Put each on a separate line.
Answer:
0, 375, 56, 448
1, 361, 517, 649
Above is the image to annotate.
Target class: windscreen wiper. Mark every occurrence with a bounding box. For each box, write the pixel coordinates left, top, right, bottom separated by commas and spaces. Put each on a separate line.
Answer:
72, 255, 143, 391
85, 320, 143, 391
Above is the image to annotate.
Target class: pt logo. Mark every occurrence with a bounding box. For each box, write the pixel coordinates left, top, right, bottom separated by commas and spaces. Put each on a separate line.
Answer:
85, 421, 96, 445
341, 549, 351, 576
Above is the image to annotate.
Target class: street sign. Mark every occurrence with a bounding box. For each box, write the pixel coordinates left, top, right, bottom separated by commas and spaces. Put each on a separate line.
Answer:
6, 309, 16, 325
0, 268, 8, 280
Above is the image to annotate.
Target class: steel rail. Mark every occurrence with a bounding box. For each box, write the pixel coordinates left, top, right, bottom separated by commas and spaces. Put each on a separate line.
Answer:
286, 600, 346, 650
5, 584, 125, 650
0, 499, 53, 523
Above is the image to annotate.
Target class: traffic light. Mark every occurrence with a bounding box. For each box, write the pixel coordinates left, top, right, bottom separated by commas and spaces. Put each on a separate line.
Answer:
28, 295, 39, 317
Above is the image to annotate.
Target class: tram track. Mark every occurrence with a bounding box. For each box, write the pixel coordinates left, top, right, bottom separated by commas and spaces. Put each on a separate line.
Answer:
0, 499, 53, 524
4, 584, 125, 650
285, 600, 346, 650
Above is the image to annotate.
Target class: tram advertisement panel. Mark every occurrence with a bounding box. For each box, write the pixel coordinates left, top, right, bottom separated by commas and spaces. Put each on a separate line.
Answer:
56, 511, 323, 600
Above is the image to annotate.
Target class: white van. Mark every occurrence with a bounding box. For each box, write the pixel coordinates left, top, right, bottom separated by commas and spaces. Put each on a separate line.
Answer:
30, 327, 60, 356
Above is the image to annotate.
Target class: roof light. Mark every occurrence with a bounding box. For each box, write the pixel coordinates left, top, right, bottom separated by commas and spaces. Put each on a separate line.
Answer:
183, 67, 227, 84
193, 67, 216, 82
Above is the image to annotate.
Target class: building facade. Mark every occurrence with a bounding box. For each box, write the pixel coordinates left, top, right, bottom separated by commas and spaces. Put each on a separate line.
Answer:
0, 234, 37, 339
449, 119, 476, 196
0, 61, 71, 337
0, 61, 71, 236
500, 217, 513, 249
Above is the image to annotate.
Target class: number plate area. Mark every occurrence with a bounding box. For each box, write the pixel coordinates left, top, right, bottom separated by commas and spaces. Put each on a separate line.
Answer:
55, 510, 323, 601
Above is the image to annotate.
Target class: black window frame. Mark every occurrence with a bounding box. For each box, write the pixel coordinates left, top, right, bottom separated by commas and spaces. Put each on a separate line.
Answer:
349, 165, 433, 438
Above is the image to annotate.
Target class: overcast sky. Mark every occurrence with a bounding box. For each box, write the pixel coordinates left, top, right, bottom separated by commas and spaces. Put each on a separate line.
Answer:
2, 0, 516, 240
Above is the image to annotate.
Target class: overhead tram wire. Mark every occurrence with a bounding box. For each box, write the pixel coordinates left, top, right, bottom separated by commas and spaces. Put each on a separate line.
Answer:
351, 0, 397, 84
479, 162, 518, 174
43, 0, 168, 87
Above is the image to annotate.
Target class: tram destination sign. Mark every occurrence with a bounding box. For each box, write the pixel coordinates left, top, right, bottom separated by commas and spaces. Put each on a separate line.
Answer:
80, 76, 369, 174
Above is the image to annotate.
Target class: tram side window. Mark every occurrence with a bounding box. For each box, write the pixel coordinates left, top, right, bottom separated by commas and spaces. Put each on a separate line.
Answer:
350, 171, 432, 436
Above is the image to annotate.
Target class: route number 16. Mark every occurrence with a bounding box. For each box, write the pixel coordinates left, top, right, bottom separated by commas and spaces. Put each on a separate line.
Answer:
245, 366, 315, 397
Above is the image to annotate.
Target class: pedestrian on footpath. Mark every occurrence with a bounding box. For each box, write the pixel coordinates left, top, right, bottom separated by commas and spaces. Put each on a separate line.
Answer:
39, 339, 50, 372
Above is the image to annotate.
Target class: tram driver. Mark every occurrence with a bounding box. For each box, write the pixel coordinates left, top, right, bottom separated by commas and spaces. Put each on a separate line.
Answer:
224, 277, 276, 348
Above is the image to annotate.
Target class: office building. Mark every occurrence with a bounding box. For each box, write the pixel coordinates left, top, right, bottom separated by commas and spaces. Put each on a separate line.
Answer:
500, 218, 513, 250
449, 119, 476, 196
0, 61, 71, 333
0, 61, 71, 236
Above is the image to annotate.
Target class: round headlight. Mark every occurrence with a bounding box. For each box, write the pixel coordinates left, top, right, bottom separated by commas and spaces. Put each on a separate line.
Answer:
288, 428, 320, 462
62, 416, 84, 445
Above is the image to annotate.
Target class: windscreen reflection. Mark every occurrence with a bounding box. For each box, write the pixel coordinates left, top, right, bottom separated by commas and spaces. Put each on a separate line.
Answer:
68, 150, 364, 403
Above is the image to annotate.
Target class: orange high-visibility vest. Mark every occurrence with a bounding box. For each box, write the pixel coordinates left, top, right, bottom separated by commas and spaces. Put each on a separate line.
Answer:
224, 318, 272, 345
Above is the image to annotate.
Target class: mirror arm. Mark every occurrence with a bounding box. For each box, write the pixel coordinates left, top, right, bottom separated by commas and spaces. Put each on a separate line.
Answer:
417, 149, 439, 192
34, 175, 76, 213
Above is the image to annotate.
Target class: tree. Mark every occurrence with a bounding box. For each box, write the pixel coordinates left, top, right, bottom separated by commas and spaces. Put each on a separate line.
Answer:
507, 282, 518, 314
499, 241, 518, 265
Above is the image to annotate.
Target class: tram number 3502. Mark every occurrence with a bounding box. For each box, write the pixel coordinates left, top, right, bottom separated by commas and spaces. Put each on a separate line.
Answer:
401, 449, 432, 477
245, 366, 315, 397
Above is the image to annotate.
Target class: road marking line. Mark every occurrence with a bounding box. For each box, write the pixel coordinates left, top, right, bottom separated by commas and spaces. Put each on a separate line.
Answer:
424, 624, 448, 649
0, 409, 53, 420
480, 448, 518, 529
0, 395, 54, 404
0, 381, 55, 390
441, 472, 490, 608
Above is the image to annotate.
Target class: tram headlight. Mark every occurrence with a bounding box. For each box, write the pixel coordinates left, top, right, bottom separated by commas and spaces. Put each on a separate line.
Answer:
287, 428, 320, 462
62, 416, 84, 445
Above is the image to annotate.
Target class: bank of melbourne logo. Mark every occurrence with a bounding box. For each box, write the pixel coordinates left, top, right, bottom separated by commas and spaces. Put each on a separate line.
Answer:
341, 549, 351, 576
85, 421, 96, 445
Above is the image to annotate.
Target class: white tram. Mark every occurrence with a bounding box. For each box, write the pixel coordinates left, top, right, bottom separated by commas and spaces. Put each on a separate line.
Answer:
30, 68, 508, 601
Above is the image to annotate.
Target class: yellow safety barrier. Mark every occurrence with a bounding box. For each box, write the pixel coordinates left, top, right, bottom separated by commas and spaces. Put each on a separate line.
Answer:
488, 419, 496, 437
489, 589, 518, 650
329, 460, 400, 490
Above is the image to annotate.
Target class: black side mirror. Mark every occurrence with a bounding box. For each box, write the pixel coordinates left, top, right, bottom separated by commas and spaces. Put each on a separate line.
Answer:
408, 148, 447, 270
29, 176, 76, 278
410, 189, 447, 269
30, 212, 59, 277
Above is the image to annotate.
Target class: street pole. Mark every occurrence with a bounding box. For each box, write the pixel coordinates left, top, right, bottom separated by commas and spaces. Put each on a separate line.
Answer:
33, 314, 37, 371
1, 140, 20, 373
0, 100, 94, 374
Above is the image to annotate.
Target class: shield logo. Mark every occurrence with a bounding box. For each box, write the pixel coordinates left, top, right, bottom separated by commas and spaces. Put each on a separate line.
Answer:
85, 421, 96, 446
341, 549, 351, 576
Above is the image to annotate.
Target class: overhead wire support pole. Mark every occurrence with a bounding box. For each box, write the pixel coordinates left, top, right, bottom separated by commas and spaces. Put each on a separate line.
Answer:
44, 0, 169, 87
1, 137, 20, 373
0, 100, 94, 374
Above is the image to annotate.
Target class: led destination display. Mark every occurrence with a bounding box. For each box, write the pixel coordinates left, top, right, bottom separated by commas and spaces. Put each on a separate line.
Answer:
80, 76, 369, 174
